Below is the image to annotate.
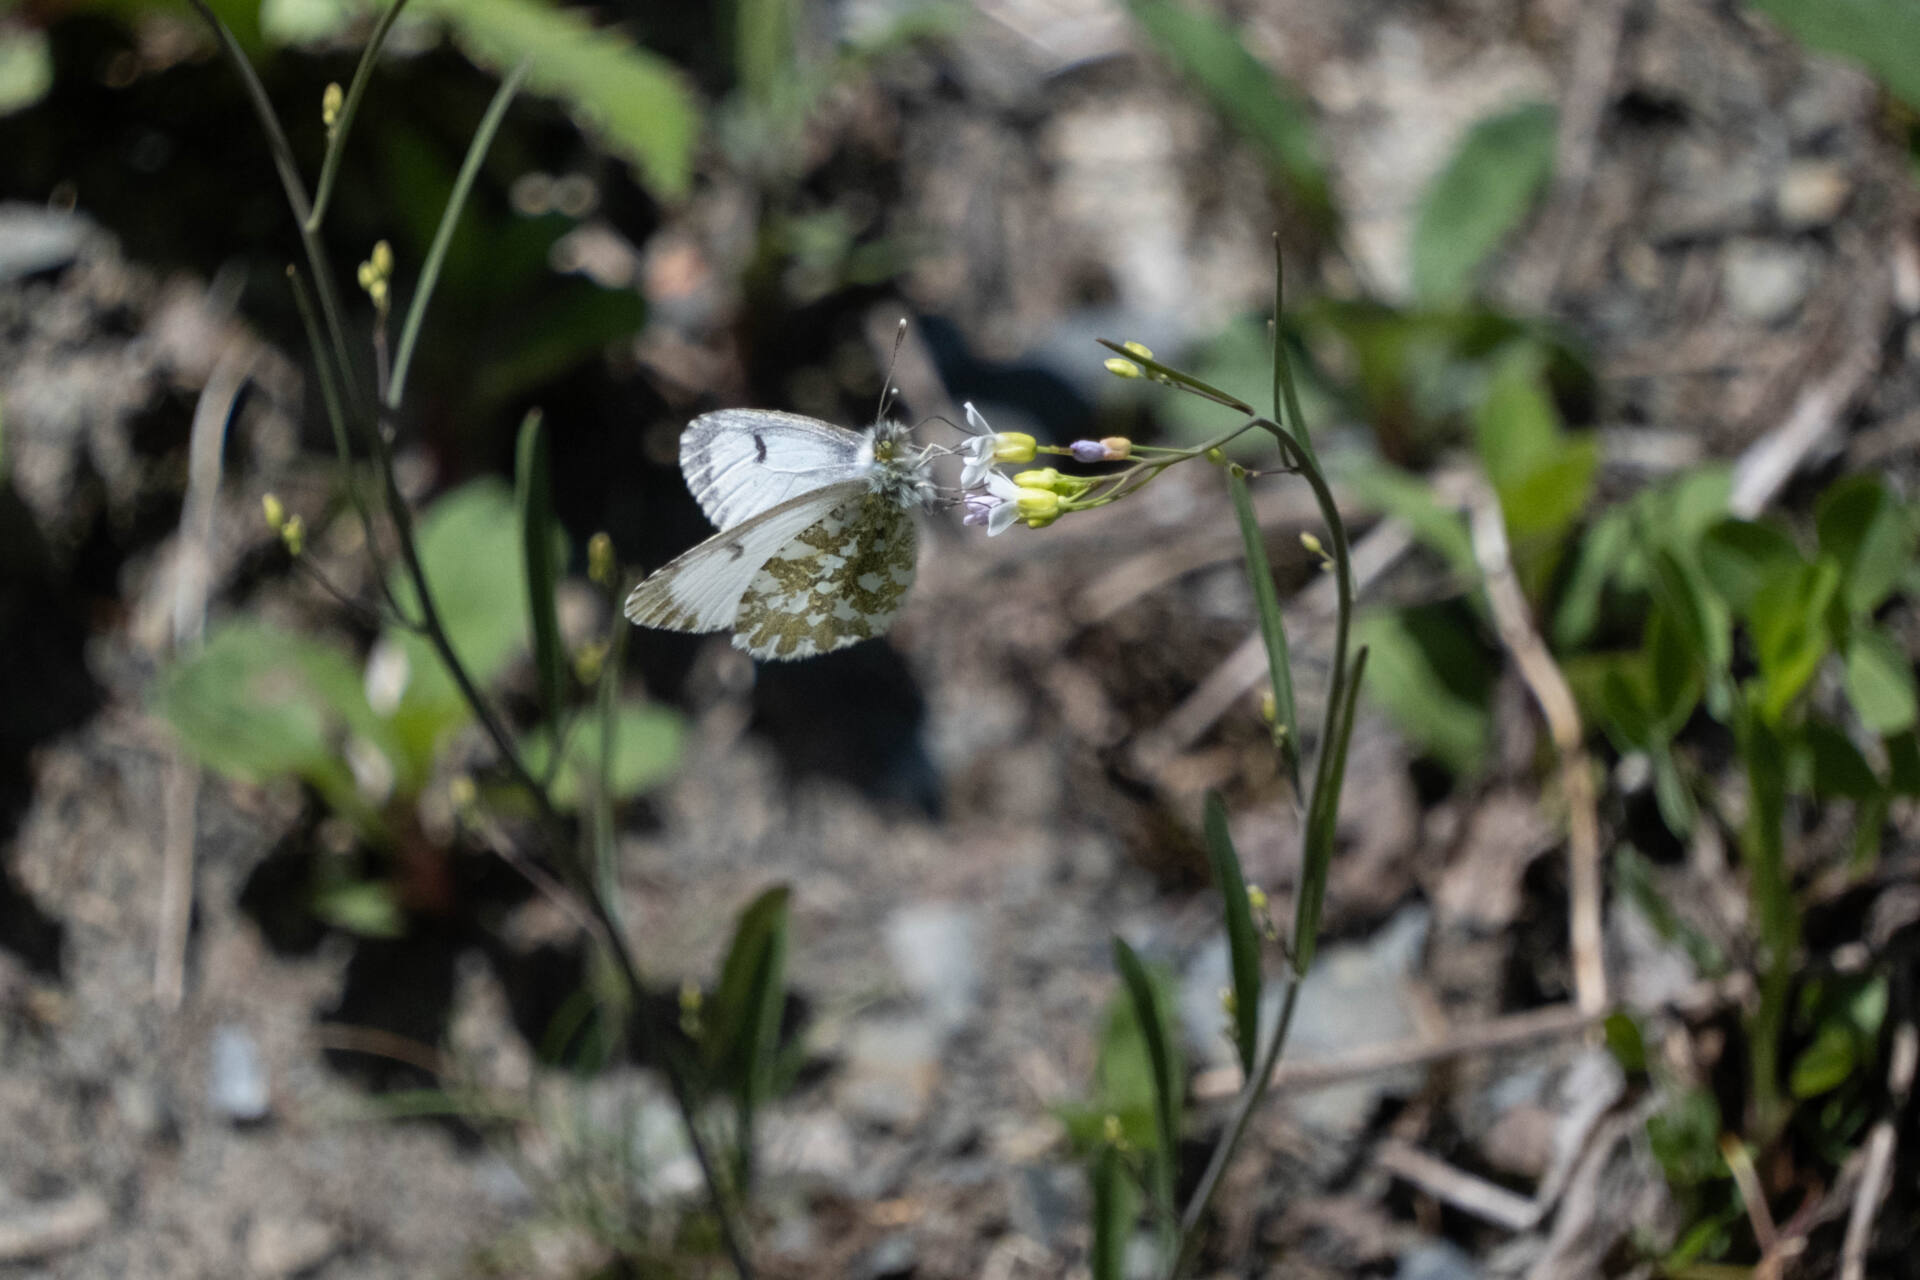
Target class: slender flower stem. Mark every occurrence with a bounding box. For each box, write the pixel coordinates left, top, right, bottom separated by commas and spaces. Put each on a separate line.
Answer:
308, 0, 415, 233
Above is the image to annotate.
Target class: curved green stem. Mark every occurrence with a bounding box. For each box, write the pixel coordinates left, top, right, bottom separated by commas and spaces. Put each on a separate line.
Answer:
307, 0, 415, 232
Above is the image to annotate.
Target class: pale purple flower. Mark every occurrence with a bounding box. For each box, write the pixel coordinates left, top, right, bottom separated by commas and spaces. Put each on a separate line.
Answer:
962, 470, 1024, 536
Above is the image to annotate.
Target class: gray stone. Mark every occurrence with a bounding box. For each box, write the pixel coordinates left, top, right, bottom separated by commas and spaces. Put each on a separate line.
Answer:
244, 1215, 338, 1278
208, 1023, 270, 1122
838, 1017, 940, 1130
856, 1232, 917, 1278
883, 903, 982, 1030
1005, 1163, 1078, 1245
1721, 239, 1812, 324
1398, 1240, 1481, 1280
1284, 905, 1431, 1135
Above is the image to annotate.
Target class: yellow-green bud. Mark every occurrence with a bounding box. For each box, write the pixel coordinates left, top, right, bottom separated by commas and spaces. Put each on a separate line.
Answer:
573, 640, 609, 686
679, 978, 703, 1038
1104, 357, 1143, 379
587, 531, 616, 586
1220, 986, 1237, 1017
371, 240, 392, 275
1260, 689, 1277, 723
993, 431, 1038, 463
1246, 885, 1269, 914
1014, 487, 1059, 520
280, 514, 305, 557
357, 241, 393, 311
1122, 341, 1154, 360
448, 774, 477, 813
1102, 1113, 1126, 1147
1012, 468, 1060, 491
1100, 436, 1133, 460
1024, 511, 1060, 530
261, 493, 286, 532
321, 82, 343, 130
1300, 532, 1325, 558
1205, 448, 1226, 465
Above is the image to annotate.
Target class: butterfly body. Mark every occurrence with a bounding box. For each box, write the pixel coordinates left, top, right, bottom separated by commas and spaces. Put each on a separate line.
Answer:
625, 410, 933, 659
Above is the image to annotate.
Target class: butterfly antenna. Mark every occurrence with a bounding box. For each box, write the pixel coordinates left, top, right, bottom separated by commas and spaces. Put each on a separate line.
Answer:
875, 317, 908, 423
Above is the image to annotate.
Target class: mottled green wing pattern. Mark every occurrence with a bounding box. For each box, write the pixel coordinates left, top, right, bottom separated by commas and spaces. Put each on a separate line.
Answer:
732, 493, 919, 659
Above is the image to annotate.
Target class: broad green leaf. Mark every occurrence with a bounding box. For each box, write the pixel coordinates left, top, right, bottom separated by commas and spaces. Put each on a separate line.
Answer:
1799, 719, 1881, 800
1817, 475, 1911, 616
1474, 352, 1561, 495
385, 480, 528, 760
1750, 558, 1841, 722
1500, 433, 1598, 541
1411, 102, 1558, 304
1125, 0, 1334, 228
1202, 791, 1262, 1078
1749, 0, 1920, 112
414, 0, 700, 199
515, 410, 566, 721
1355, 606, 1492, 775
1844, 629, 1918, 736
1697, 517, 1803, 616
155, 619, 390, 825
520, 703, 685, 810
1110, 937, 1181, 1209
1226, 468, 1298, 785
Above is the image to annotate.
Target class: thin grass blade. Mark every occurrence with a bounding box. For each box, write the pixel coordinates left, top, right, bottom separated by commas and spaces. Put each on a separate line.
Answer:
515, 409, 565, 721
1110, 936, 1179, 1217
1203, 791, 1263, 1078
1294, 645, 1369, 975
1227, 466, 1299, 787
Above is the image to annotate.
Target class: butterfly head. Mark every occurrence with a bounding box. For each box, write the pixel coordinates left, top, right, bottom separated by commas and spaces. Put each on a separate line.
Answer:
861, 419, 938, 511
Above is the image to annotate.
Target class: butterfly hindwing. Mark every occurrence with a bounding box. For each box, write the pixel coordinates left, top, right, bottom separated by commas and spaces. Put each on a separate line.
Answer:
623, 481, 870, 635
681, 409, 870, 531
732, 492, 919, 660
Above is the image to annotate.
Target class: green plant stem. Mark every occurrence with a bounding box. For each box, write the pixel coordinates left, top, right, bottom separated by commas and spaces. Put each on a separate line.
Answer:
307, 0, 414, 232
387, 56, 531, 411
1169, 977, 1300, 1278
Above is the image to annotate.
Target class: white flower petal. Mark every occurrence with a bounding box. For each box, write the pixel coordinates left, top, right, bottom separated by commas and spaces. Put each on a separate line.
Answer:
964, 401, 991, 435
987, 500, 1019, 536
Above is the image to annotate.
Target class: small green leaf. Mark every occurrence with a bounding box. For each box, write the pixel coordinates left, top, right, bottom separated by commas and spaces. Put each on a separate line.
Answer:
516, 409, 567, 722
1789, 1022, 1858, 1099
1844, 629, 1918, 736
1799, 719, 1881, 800
1226, 468, 1298, 785
1411, 102, 1558, 304
1202, 792, 1263, 1078
1110, 937, 1181, 1210
1604, 1011, 1648, 1074
1355, 606, 1492, 774
1474, 352, 1561, 496
1750, 558, 1842, 722
1817, 474, 1911, 616
1125, 0, 1334, 228
1646, 607, 1704, 737
1697, 517, 1803, 617
520, 703, 684, 809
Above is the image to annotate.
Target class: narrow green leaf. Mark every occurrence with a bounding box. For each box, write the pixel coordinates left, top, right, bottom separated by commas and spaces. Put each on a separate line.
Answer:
1845, 629, 1919, 736
1271, 247, 1317, 462
1202, 792, 1262, 1077
1088, 1142, 1137, 1280
1412, 102, 1558, 304
1110, 937, 1180, 1212
1226, 467, 1298, 785
515, 409, 566, 722
708, 885, 791, 1189
1125, 0, 1334, 228
1789, 1022, 1858, 1099
1295, 645, 1370, 974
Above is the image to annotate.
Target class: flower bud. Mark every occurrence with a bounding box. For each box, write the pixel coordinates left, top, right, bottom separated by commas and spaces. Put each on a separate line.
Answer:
1260, 689, 1277, 723
1104, 357, 1142, 379
1100, 436, 1133, 460
1013, 468, 1061, 492
1014, 487, 1059, 520
1219, 986, 1237, 1018
992, 431, 1037, 464
448, 774, 478, 813
1122, 341, 1154, 360
322, 82, 343, 129
1102, 1114, 1126, 1147
574, 641, 609, 686
1246, 885, 1269, 914
1205, 447, 1226, 465
1300, 532, 1325, 558
587, 531, 616, 586
280, 514, 305, 557
262, 493, 286, 532
679, 979, 703, 1039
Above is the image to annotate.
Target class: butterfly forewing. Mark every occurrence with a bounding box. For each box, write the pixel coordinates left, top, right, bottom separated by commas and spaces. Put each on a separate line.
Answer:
681, 409, 871, 531
732, 493, 918, 660
623, 481, 870, 635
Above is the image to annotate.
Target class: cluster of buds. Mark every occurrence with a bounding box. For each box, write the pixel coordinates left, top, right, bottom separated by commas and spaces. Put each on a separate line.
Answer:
357, 240, 393, 313
956, 401, 1134, 536
262, 493, 304, 556
321, 82, 343, 133
1101, 340, 1164, 383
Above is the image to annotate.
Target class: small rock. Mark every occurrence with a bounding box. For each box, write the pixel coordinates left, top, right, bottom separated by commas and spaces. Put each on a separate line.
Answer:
245, 1216, 338, 1278
0, 204, 86, 284
208, 1023, 271, 1122
1775, 160, 1851, 229
883, 903, 982, 1030
1283, 906, 1431, 1135
856, 1232, 917, 1279
1721, 238, 1812, 324
1006, 1164, 1078, 1245
1480, 1102, 1557, 1181
838, 1018, 940, 1130
1398, 1240, 1481, 1280
0, 1189, 109, 1262
760, 1109, 858, 1184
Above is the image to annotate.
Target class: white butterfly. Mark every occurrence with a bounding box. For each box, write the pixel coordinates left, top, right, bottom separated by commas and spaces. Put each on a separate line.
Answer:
624, 409, 937, 660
